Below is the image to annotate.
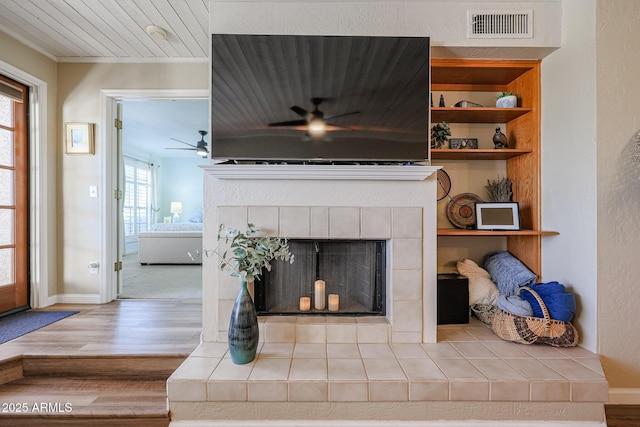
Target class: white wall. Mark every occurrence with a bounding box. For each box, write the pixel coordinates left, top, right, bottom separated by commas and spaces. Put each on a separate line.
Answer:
595, 0, 640, 395
57, 62, 208, 297
540, 0, 598, 353
159, 157, 207, 222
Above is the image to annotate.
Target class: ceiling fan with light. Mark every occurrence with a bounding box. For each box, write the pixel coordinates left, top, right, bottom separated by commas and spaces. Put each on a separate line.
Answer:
268, 98, 360, 137
166, 130, 209, 158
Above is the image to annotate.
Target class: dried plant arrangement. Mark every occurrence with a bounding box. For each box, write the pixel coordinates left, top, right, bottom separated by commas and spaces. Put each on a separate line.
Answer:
485, 176, 513, 202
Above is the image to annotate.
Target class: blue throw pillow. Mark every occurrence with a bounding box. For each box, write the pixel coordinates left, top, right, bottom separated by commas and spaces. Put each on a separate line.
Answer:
188, 208, 203, 223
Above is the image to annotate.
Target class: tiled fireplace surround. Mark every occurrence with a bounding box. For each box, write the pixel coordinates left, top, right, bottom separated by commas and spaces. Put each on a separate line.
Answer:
167, 164, 608, 425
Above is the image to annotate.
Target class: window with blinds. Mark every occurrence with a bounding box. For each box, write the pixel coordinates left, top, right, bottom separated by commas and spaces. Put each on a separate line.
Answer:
123, 157, 153, 244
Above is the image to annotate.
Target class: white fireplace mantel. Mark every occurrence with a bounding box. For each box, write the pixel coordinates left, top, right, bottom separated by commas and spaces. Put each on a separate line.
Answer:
201, 163, 439, 181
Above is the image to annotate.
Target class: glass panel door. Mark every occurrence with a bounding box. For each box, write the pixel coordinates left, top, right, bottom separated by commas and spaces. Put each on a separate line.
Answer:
0, 75, 28, 316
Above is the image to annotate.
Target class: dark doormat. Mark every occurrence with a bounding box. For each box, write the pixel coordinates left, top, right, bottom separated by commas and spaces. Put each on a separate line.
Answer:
0, 311, 78, 344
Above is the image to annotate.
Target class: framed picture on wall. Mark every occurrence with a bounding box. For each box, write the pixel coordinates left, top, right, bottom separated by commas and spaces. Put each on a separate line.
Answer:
65, 122, 95, 154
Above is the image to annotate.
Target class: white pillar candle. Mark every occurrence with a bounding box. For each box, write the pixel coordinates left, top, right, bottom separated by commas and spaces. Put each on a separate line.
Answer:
314, 280, 326, 310
299, 297, 311, 312
328, 294, 339, 311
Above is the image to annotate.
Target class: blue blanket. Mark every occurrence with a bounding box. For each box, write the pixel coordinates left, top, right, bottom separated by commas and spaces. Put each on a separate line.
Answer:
484, 251, 537, 296
520, 282, 576, 322
496, 294, 533, 316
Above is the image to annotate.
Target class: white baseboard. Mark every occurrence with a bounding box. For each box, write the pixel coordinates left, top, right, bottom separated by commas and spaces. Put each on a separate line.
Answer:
608, 388, 640, 404
48, 294, 102, 305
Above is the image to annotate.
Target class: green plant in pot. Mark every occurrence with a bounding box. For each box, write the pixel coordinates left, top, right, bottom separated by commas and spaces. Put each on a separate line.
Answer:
214, 223, 293, 364
496, 91, 517, 108
431, 121, 451, 149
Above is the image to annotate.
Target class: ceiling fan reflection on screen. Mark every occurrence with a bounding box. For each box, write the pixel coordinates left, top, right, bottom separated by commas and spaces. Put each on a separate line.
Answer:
268, 98, 360, 137
165, 130, 209, 158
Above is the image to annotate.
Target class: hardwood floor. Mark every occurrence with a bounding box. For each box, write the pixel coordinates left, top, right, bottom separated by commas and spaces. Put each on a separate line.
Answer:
606, 406, 640, 427
0, 299, 202, 426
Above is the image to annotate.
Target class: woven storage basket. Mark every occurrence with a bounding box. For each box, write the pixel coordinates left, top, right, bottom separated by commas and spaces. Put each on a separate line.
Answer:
491, 286, 579, 347
471, 304, 496, 325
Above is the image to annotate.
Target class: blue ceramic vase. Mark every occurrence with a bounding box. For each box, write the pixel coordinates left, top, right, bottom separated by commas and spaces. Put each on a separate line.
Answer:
228, 280, 259, 364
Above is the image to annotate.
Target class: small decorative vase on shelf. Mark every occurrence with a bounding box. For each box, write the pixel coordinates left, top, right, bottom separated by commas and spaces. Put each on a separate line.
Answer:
228, 280, 259, 364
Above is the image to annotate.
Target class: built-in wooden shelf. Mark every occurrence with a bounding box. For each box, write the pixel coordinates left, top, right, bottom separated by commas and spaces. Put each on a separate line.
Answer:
431, 107, 531, 124
431, 148, 532, 160
437, 229, 559, 237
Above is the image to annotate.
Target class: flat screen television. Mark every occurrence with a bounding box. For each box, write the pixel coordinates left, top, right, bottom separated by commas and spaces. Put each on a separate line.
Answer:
210, 34, 430, 162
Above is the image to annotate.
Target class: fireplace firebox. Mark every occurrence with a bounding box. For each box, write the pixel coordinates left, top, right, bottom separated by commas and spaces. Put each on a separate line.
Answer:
255, 240, 386, 316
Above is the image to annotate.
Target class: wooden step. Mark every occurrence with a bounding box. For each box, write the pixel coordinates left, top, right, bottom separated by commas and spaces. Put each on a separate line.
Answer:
0, 376, 170, 426
0, 354, 187, 426
22, 354, 186, 379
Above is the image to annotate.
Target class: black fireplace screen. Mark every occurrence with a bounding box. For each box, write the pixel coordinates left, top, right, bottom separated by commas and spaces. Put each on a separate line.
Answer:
255, 240, 386, 316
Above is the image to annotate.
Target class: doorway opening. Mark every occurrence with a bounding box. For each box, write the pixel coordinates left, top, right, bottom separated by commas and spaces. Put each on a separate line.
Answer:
101, 91, 208, 302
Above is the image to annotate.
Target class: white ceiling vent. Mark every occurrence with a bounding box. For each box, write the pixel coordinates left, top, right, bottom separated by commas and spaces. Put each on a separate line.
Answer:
468, 10, 533, 39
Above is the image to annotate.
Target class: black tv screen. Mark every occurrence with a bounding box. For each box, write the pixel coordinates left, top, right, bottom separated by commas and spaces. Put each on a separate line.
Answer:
211, 34, 430, 162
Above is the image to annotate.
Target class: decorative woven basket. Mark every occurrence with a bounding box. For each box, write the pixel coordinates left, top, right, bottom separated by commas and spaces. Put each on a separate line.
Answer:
491, 286, 579, 347
471, 304, 496, 325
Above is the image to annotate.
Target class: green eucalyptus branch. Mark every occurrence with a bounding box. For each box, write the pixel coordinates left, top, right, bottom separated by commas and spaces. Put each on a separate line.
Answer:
192, 223, 294, 283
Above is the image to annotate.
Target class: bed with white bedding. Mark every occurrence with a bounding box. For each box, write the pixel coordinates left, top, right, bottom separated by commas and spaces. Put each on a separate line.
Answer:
137, 222, 203, 265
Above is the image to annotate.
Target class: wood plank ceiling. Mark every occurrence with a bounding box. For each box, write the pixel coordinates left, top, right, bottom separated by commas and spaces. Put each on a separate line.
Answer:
0, 0, 209, 61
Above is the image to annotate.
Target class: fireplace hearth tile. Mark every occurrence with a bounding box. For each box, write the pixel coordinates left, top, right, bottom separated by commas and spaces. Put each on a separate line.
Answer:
289, 381, 328, 401
470, 359, 527, 381
296, 324, 326, 343
328, 358, 367, 381
258, 343, 294, 359
369, 381, 408, 401
263, 320, 296, 343
409, 380, 449, 401
489, 380, 531, 401
434, 358, 486, 379
328, 381, 368, 401
209, 357, 254, 381
391, 343, 428, 358
248, 381, 288, 401
168, 379, 207, 402
327, 343, 360, 358
290, 358, 328, 381
398, 358, 446, 380
357, 323, 390, 343
359, 343, 395, 359
326, 323, 357, 343
571, 380, 609, 402
530, 380, 571, 401
450, 379, 490, 401
249, 358, 291, 381
207, 380, 247, 401
363, 358, 406, 380
451, 341, 499, 359
293, 343, 326, 358
421, 342, 463, 358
